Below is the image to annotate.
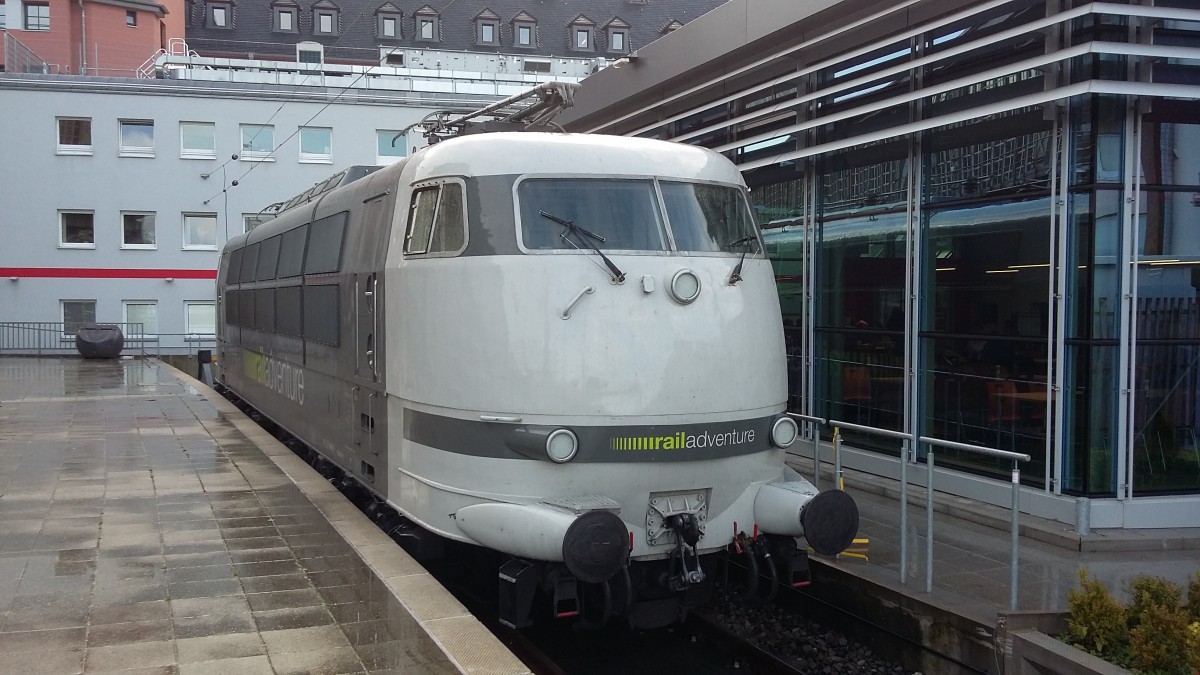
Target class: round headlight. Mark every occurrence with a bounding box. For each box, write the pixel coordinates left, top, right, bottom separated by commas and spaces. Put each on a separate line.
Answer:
669, 269, 702, 305
770, 416, 799, 448
545, 428, 579, 463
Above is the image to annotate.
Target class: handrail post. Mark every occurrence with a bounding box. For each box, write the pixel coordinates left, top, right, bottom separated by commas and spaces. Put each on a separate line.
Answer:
812, 422, 821, 491
1010, 461, 1021, 610
899, 436, 908, 585
926, 445, 935, 594
832, 427, 842, 491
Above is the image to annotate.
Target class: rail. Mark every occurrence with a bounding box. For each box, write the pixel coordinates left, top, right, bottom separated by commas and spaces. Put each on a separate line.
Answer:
0, 322, 216, 357
796, 417, 1031, 610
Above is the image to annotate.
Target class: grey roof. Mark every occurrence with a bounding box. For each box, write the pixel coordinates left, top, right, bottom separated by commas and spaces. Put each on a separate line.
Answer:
182, 0, 727, 62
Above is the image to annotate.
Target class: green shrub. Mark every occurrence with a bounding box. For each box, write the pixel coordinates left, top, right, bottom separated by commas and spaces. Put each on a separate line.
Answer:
1127, 574, 1183, 630
1065, 569, 1127, 661
1187, 571, 1200, 624
1128, 603, 1192, 675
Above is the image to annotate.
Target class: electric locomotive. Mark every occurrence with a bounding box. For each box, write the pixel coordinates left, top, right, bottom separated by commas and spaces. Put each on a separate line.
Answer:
216, 91, 858, 629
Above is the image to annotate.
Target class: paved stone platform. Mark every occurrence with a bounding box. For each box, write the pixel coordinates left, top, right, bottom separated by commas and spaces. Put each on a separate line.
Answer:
0, 357, 529, 674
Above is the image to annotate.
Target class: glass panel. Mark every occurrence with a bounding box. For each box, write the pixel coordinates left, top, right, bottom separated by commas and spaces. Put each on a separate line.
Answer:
318, 13, 332, 32
764, 221, 806, 412
921, 197, 1052, 484
279, 10, 292, 30
480, 23, 493, 43
1137, 189, 1200, 259
660, 182, 760, 253
58, 119, 91, 146
518, 178, 667, 251
377, 130, 405, 163
187, 303, 217, 335
429, 184, 465, 253
420, 18, 434, 39
277, 226, 308, 277
1062, 344, 1119, 496
120, 121, 154, 152
256, 236, 280, 280
405, 188, 437, 254
305, 212, 347, 273
184, 214, 217, 247
241, 125, 274, 157
255, 288, 275, 332
63, 301, 96, 335
518, 25, 531, 45
276, 286, 303, 336
1139, 101, 1200, 188
241, 243, 260, 281
181, 122, 215, 157
300, 127, 331, 161
303, 285, 339, 345
229, 248, 244, 284
122, 213, 155, 246
125, 303, 158, 335
62, 213, 94, 244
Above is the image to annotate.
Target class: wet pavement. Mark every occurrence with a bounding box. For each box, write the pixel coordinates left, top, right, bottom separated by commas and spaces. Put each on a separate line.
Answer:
0, 357, 528, 674
787, 454, 1200, 626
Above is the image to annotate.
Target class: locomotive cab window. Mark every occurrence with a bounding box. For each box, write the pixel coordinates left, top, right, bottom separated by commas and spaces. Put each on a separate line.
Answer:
518, 178, 667, 251
404, 181, 466, 256
660, 182, 761, 254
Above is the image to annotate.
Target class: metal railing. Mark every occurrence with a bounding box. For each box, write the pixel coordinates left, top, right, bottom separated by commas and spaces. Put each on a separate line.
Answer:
792, 415, 1031, 610
0, 322, 217, 357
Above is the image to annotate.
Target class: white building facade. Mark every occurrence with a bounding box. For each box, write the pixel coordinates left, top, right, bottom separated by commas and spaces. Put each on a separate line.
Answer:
0, 51, 591, 353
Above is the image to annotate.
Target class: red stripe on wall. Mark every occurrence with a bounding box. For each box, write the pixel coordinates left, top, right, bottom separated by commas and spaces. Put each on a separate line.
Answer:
0, 268, 217, 280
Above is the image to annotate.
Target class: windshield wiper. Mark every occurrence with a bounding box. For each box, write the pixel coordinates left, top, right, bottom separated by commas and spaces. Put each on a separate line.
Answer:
726, 234, 759, 286
540, 210, 626, 283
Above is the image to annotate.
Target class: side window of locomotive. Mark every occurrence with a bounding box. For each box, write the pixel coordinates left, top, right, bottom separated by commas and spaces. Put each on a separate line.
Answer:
404, 183, 467, 256
256, 236, 281, 281
229, 248, 245, 284
305, 211, 348, 274
429, 183, 465, 253
276, 286, 303, 337
660, 181, 761, 253
517, 178, 667, 251
404, 188, 438, 254
277, 225, 308, 278
242, 243, 261, 282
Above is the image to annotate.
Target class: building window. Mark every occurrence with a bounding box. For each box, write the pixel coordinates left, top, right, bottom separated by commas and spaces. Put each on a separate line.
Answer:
180, 121, 215, 159
0, 3, 7, 30
24, 2, 48, 30
474, 10, 499, 46
379, 15, 397, 38
186, 302, 216, 336
608, 28, 627, 53
123, 302, 158, 337
574, 28, 590, 49
183, 213, 218, 249
299, 127, 332, 163
208, 2, 230, 28
240, 124, 274, 160
315, 10, 337, 35
57, 118, 92, 155
381, 48, 403, 66
243, 213, 273, 233
376, 130, 406, 165
415, 6, 437, 41
516, 23, 532, 46
62, 300, 97, 336
60, 211, 95, 248
522, 59, 550, 74
274, 7, 296, 31
122, 212, 156, 248
126, 10, 137, 26
568, 16, 595, 51
297, 41, 323, 63
119, 120, 155, 157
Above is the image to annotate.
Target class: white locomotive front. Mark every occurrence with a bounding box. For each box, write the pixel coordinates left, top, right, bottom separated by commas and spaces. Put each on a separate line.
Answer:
217, 131, 858, 630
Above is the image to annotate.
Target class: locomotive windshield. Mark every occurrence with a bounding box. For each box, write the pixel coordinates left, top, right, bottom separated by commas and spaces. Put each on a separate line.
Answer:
518, 178, 760, 253
519, 178, 668, 251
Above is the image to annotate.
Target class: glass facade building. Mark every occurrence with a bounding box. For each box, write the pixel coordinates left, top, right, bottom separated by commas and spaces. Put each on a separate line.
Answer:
564, 0, 1200, 527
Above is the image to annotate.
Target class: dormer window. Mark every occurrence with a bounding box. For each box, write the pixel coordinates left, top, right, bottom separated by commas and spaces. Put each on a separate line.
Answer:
415, 5, 438, 42
604, 17, 630, 53
661, 20, 683, 35
474, 8, 499, 46
207, 1, 231, 28
511, 11, 536, 48
376, 2, 401, 39
272, 0, 298, 32
312, 0, 338, 36
568, 14, 595, 52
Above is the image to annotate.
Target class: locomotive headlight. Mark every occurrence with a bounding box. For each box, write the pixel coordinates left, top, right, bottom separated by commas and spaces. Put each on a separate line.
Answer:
668, 269, 702, 305
545, 428, 579, 463
770, 415, 799, 448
